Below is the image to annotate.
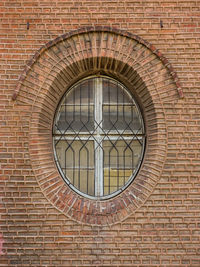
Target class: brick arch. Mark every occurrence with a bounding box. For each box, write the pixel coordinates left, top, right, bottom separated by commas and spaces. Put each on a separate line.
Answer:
12, 26, 183, 101
13, 27, 181, 225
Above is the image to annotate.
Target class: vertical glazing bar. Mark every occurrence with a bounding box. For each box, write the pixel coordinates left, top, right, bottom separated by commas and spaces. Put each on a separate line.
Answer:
117, 83, 119, 189
73, 85, 75, 128
93, 140, 95, 196
132, 146, 134, 173
87, 81, 90, 194
95, 78, 103, 134
116, 82, 119, 123
108, 80, 111, 194
64, 94, 66, 127
94, 77, 103, 197
123, 148, 126, 186
123, 88, 125, 186
64, 146, 66, 177
73, 90, 75, 183
78, 84, 82, 189
117, 148, 119, 190
78, 147, 81, 190
87, 144, 89, 195
108, 146, 111, 195
72, 147, 75, 185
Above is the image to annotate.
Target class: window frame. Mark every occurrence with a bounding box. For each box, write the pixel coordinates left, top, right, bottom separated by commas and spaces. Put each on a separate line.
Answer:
53, 75, 146, 200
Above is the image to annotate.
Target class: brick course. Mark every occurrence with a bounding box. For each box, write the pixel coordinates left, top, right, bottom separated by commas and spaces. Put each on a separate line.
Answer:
0, 1, 200, 266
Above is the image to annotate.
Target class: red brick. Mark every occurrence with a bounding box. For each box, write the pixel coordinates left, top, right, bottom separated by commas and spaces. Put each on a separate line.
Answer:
1, 0, 200, 266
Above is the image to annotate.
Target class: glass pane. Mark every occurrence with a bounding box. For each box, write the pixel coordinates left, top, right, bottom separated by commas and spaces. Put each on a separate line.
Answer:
103, 79, 132, 104
55, 140, 95, 196
66, 169, 95, 196
64, 79, 94, 105
103, 105, 142, 132
103, 139, 142, 195
55, 104, 94, 132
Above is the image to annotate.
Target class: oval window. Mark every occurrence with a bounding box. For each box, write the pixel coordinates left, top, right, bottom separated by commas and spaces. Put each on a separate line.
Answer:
53, 76, 145, 200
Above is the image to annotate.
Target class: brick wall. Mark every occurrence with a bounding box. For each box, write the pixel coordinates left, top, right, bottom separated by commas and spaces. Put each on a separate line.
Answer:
0, 1, 200, 266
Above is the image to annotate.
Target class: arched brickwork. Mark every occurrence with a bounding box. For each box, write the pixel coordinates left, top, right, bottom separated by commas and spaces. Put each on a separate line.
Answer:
12, 27, 183, 225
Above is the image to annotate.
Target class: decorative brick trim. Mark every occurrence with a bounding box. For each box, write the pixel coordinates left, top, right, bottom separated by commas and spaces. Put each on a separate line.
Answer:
12, 26, 183, 101
13, 28, 178, 225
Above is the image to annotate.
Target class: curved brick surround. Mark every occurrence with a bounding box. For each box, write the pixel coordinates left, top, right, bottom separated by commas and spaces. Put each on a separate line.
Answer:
12, 26, 183, 100
13, 27, 182, 225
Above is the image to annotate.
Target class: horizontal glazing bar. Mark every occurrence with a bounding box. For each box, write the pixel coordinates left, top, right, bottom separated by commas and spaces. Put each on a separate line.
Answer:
60, 103, 136, 106
61, 104, 94, 106
102, 103, 136, 106
54, 131, 145, 136
54, 136, 144, 141
60, 167, 95, 170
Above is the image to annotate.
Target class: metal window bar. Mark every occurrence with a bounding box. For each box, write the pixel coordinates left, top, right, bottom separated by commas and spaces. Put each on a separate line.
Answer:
53, 76, 145, 199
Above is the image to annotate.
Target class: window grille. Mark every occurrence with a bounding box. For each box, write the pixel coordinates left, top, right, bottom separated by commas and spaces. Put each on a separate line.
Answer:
53, 76, 145, 200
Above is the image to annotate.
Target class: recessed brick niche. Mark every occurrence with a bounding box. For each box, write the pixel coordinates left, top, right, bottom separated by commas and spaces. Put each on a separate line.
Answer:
14, 27, 182, 225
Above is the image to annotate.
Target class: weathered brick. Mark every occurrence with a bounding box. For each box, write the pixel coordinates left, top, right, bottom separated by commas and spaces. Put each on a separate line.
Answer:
1, 1, 200, 266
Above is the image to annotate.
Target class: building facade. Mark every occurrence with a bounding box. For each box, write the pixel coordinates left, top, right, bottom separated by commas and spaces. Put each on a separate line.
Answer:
0, 1, 200, 266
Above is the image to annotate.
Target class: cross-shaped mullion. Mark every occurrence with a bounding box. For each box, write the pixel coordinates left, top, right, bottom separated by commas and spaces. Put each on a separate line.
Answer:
94, 77, 104, 197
